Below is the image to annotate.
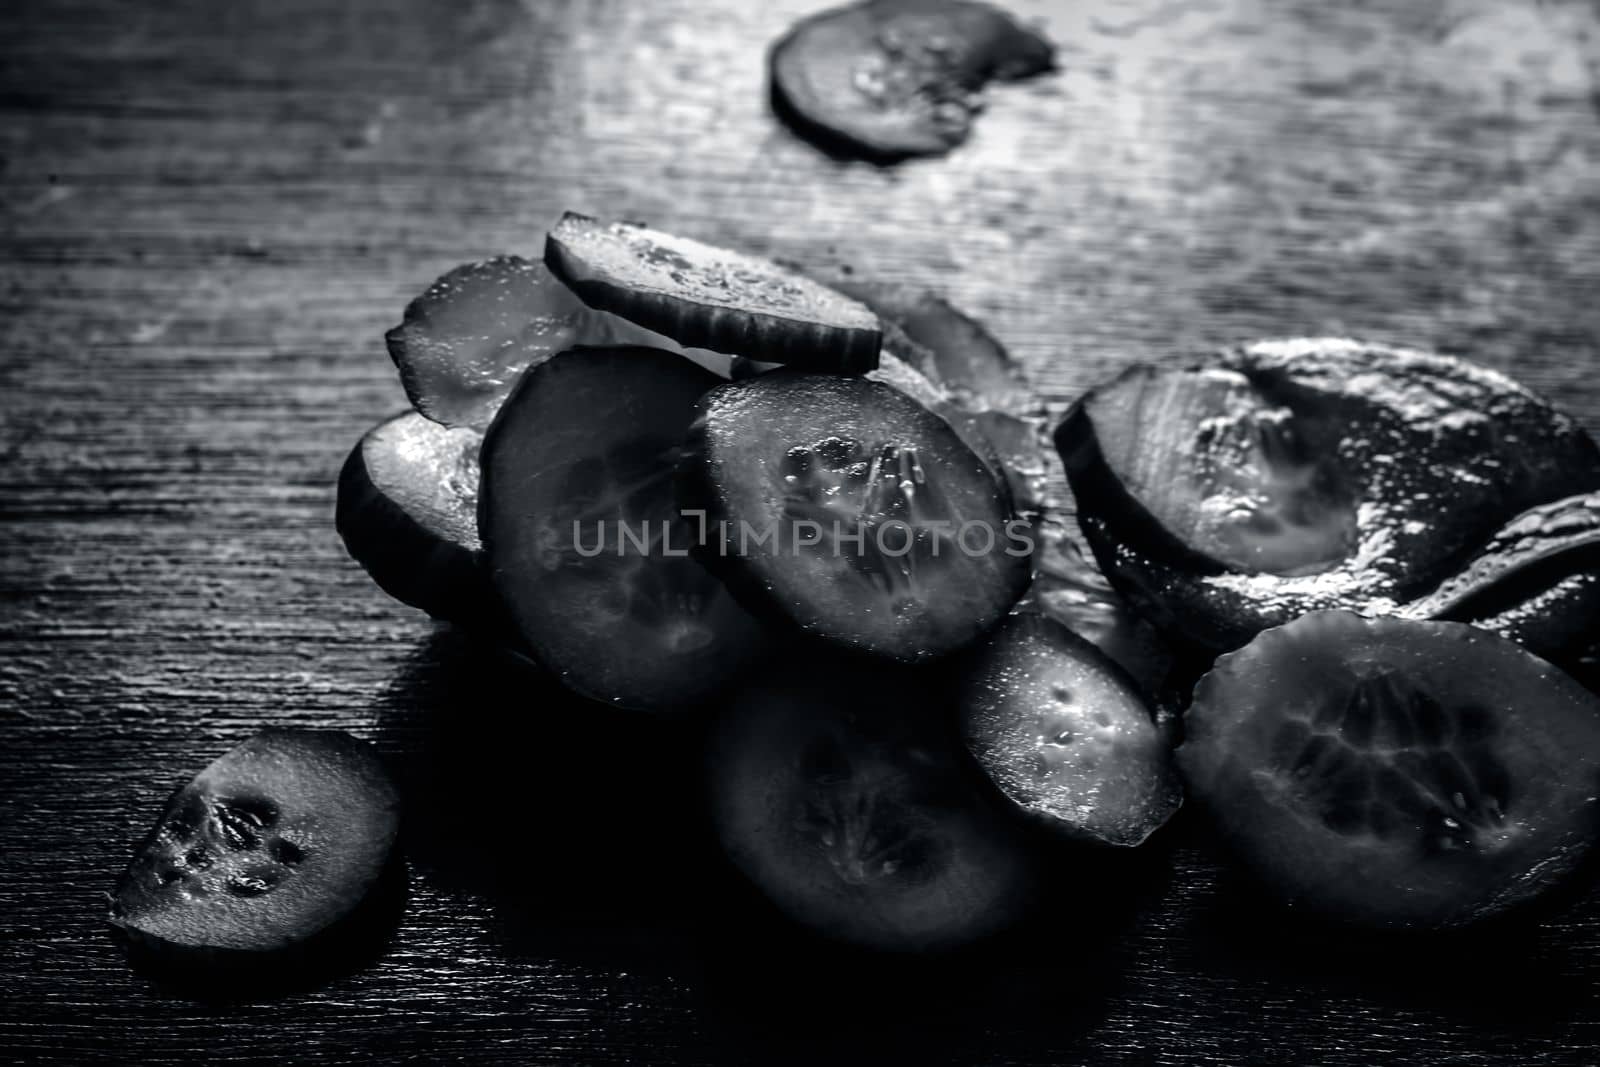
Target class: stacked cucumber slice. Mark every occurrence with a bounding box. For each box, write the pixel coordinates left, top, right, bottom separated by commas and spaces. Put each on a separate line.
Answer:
328, 213, 1181, 949
319, 213, 1600, 951
118, 214, 1600, 979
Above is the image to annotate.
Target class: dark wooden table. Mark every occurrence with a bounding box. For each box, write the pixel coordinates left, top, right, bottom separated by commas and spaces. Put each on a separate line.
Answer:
5, 0, 1600, 1063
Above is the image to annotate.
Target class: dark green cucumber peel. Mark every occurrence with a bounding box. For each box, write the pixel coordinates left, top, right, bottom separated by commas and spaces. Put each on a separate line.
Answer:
960, 613, 1181, 847
544, 213, 881, 372
1180, 611, 1600, 930
479, 346, 768, 713
336, 411, 492, 623
708, 659, 1037, 951
679, 370, 1032, 663
109, 730, 402, 976
770, 0, 1056, 162
1057, 340, 1600, 652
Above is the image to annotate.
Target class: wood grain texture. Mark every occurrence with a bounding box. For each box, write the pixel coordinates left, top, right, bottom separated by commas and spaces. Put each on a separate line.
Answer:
3, 0, 1600, 1062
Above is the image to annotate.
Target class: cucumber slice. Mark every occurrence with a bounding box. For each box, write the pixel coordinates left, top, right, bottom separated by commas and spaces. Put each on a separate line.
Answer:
480, 345, 767, 712
1402, 492, 1600, 670
110, 730, 401, 963
836, 279, 1034, 414
544, 213, 881, 372
960, 614, 1181, 846
335, 411, 489, 622
385, 255, 730, 430
1021, 518, 1175, 698
770, 0, 1056, 161
745, 344, 1031, 514
1057, 340, 1600, 651
1181, 611, 1600, 929
708, 661, 1035, 951
682, 371, 1031, 662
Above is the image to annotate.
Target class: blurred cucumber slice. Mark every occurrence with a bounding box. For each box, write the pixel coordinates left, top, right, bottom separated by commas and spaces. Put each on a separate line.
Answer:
1403, 492, 1600, 670
709, 661, 1035, 951
770, 0, 1056, 161
837, 279, 1034, 414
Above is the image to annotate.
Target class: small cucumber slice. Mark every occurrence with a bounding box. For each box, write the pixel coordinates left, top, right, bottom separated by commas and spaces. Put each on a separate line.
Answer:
681, 371, 1031, 662
386, 255, 728, 430
708, 661, 1036, 951
960, 614, 1181, 846
110, 730, 401, 962
1181, 611, 1600, 929
770, 0, 1056, 161
480, 346, 767, 712
335, 411, 490, 622
544, 212, 881, 372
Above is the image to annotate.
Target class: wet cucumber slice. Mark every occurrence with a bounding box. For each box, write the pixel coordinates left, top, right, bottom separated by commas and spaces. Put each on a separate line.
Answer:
480, 345, 767, 712
386, 255, 731, 430
738, 344, 1033, 516
544, 213, 881, 372
850, 282, 1050, 512
110, 730, 401, 962
709, 661, 1036, 951
1404, 491, 1600, 617
1181, 611, 1600, 929
836, 279, 1034, 414
1057, 340, 1600, 651
770, 0, 1055, 161
1021, 519, 1176, 699
681, 371, 1031, 662
960, 614, 1181, 846
335, 411, 489, 622
1402, 492, 1600, 668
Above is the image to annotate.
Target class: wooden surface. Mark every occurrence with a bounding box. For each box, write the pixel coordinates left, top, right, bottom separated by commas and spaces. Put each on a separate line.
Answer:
4, 0, 1600, 1062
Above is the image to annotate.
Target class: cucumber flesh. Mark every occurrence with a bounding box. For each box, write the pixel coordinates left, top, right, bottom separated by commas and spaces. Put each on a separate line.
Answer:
480, 346, 768, 712
335, 411, 490, 621
851, 284, 1168, 687
1181, 611, 1600, 928
110, 729, 401, 961
770, 0, 1056, 161
386, 255, 730, 430
682, 371, 1031, 662
1401, 492, 1600, 670
960, 614, 1181, 846
838, 279, 1034, 414
1057, 340, 1600, 651
708, 661, 1035, 950
544, 212, 881, 372
744, 338, 1037, 517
